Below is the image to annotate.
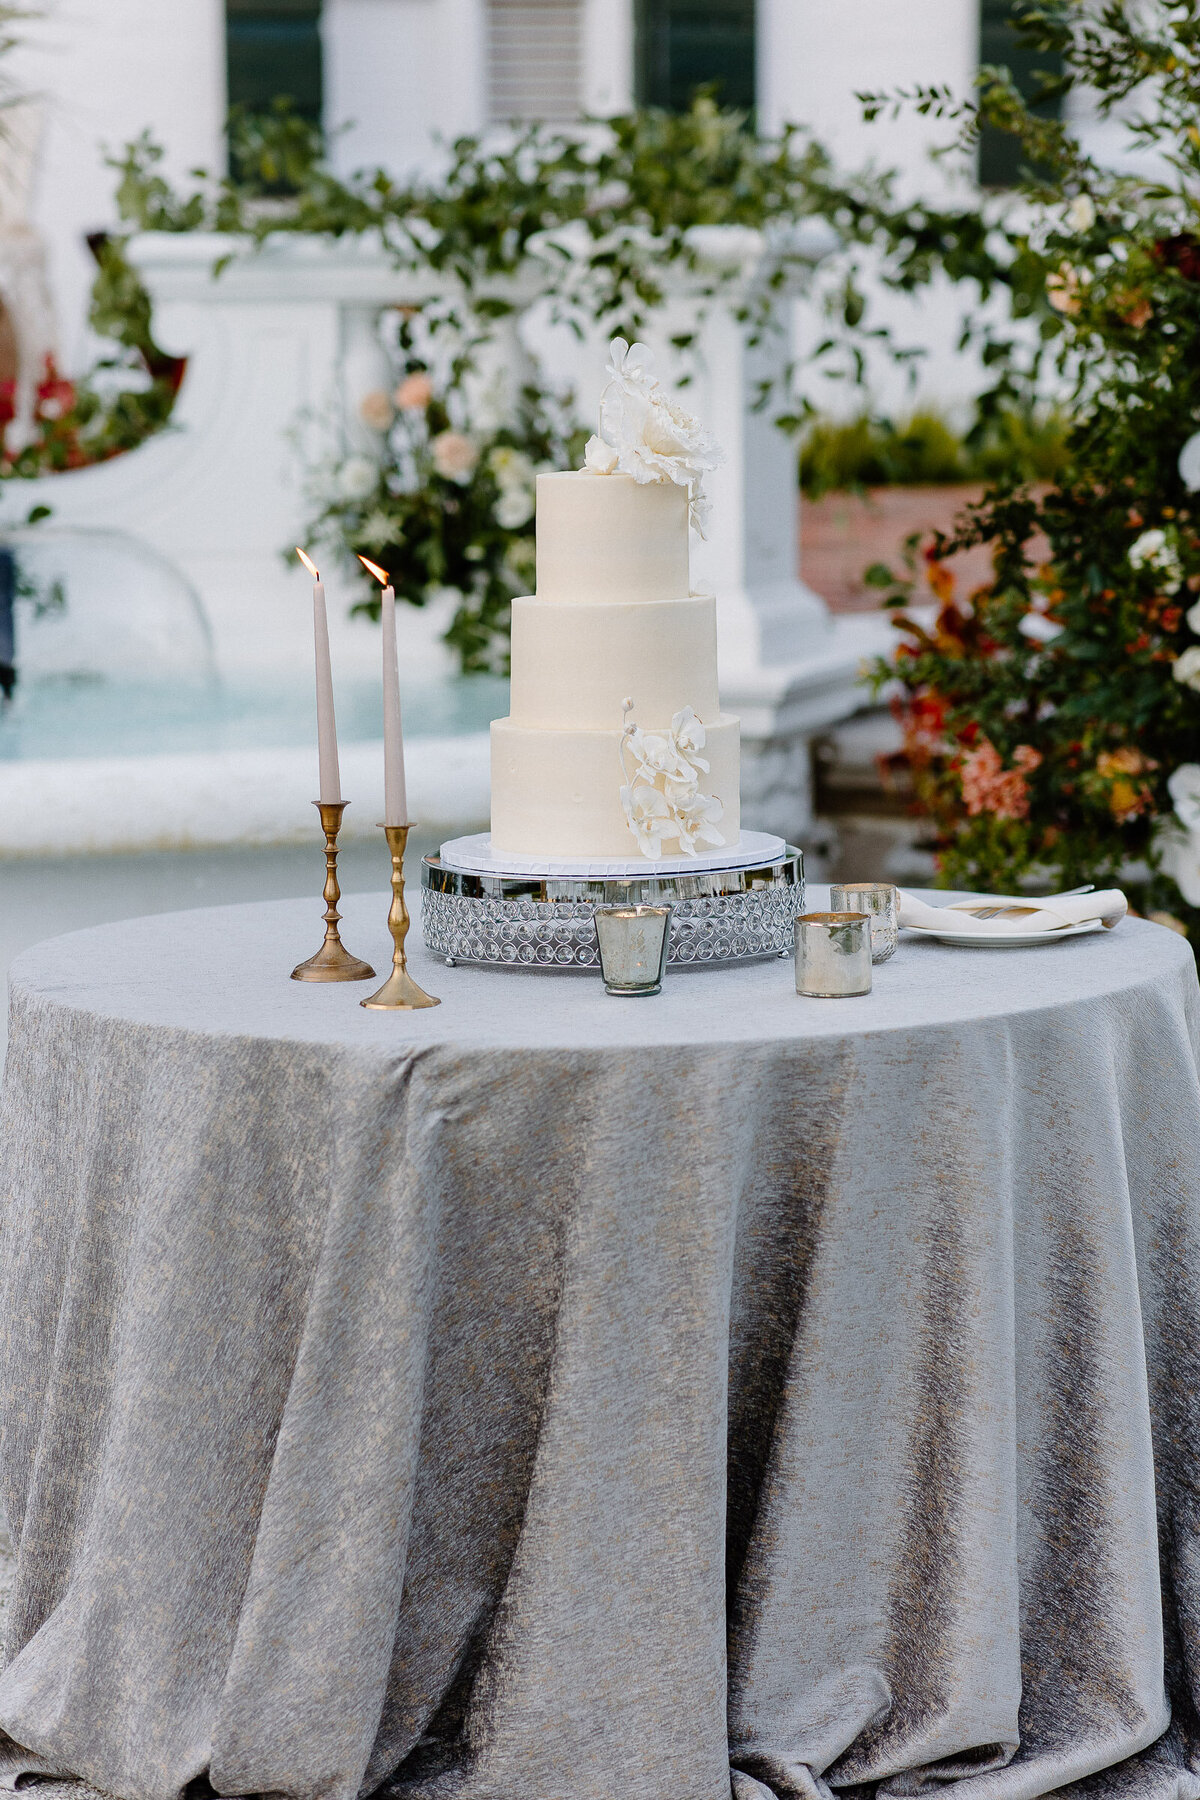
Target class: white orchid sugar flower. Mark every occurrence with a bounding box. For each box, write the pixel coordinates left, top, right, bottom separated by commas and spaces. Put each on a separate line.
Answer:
670, 705, 710, 771
620, 783, 673, 857
674, 791, 726, 855
624, 723, 688, 781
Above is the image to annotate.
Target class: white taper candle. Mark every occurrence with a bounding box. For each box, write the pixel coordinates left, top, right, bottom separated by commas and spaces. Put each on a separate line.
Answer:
380, 583, 408, 826
312, 577, 341, 803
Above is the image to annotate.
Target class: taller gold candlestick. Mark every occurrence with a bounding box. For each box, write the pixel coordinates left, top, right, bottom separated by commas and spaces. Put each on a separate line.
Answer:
361, 823, 441, 1010
291, 800, 376, 982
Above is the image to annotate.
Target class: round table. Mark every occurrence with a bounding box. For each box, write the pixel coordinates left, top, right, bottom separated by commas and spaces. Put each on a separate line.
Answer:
1, 891, 1200, 1800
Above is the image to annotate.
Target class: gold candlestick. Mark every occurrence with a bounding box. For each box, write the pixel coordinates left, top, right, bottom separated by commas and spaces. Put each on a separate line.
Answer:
291, 800, 376, 982
361, 823, 441, 1010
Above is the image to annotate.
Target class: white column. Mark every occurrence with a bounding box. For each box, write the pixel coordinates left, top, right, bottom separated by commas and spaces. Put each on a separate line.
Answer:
642, 234, 831, 674
324, 0, 487, 180
582, 0, 634, 116
6, 0, 226, 371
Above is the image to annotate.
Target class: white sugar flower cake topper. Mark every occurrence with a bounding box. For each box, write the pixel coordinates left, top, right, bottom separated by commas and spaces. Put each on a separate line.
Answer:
583, 338, 724, 536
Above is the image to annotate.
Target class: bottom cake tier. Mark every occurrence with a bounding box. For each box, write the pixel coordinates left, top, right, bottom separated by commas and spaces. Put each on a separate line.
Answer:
490, 712, 741, 860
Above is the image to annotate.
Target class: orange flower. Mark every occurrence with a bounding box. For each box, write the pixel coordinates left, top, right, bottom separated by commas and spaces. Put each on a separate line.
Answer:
1095, 747, 1158, 823
1119, 295, 1153, 328
926, 560, 955, 603
960, 740, 1042, 820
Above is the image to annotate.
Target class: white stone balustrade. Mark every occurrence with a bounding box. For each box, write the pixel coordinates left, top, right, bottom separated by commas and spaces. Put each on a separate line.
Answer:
0, 224, 887, 852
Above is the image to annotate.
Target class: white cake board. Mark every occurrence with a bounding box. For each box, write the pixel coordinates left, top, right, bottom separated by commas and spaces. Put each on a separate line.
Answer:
437, 830, 788, 880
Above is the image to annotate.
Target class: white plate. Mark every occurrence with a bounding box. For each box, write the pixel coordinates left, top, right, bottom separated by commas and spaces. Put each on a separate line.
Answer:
904, 918, 1106, 949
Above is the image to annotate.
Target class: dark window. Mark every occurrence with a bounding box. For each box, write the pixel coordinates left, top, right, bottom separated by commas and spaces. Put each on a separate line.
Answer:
635, 0, 755, 114
226, 0, 323, 126
978, 0, 1062, 188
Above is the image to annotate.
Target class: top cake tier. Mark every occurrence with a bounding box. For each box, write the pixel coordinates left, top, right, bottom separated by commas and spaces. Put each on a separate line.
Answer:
535, 470, 690, 604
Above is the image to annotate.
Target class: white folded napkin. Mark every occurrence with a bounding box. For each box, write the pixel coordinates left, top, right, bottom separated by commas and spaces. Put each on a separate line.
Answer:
897, 888, 1128, 937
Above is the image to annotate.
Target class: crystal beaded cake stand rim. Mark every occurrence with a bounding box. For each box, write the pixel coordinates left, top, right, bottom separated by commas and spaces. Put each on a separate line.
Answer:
420, 844, 806, 973
437, 829, 786, 880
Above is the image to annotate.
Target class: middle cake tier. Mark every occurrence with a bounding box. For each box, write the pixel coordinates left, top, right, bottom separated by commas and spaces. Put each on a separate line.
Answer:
507, 592, 719, 730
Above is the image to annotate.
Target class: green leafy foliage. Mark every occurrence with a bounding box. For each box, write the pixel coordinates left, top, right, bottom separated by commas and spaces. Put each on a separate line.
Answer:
857, 3, 1200, 937
799, 407, 1068, 497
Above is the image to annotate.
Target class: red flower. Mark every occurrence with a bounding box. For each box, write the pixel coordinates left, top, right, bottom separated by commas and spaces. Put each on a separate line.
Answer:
1154, 233, 1200, 281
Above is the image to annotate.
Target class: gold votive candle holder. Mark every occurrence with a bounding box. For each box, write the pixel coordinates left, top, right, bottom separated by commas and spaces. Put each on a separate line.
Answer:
829, 881, 899, 963
794, 912, 872, 998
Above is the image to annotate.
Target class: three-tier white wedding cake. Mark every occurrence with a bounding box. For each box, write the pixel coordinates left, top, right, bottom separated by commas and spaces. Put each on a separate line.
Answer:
490, 341, 741, 862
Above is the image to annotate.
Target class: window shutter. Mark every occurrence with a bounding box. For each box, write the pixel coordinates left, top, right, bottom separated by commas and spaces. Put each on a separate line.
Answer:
635, 0, 755, 114
486, 0, 584, 124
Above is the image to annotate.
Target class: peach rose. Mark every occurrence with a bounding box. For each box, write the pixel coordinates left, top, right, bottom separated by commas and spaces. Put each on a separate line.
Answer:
358, 389, 395, 432
431, 431, 478, 483
394, 371, 434, 411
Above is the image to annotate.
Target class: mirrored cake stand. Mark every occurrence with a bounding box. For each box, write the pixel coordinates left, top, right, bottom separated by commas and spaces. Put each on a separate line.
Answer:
421, 831, 805, 972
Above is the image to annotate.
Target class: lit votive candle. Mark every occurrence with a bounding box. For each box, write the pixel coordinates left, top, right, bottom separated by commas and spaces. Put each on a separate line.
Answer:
594, 904, 673, 996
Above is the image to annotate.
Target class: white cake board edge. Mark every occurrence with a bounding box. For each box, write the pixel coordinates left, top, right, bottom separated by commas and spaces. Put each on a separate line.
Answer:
437, 830, 789, 880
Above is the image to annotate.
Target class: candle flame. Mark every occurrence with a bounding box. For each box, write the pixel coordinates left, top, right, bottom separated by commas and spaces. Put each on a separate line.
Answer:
295, 547, 319, 581
358, 555, 389, 588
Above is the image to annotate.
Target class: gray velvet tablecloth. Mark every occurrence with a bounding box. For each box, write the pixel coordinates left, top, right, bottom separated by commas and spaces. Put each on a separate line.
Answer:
1, 890, 1200, 1800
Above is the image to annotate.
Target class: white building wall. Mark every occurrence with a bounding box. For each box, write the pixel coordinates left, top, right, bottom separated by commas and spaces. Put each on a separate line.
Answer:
760, 0, 977, 199
323, 0, 486, 179
759, 0, 988, 419
7, 0, 226, 372
4, 0, 1018, 418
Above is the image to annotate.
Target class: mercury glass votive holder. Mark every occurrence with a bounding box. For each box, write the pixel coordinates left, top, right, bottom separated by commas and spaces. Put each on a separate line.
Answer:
594, 904, 673, 996
794, 912, 873, 998
829, 881, 899, 963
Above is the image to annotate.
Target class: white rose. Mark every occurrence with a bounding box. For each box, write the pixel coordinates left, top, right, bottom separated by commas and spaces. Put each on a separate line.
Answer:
1173, 646, 1200, 690
1129, 527, 1167, 567
494, 488, 534, 530
336, 455, 379, 502
489, 446, 536, 492
1130, 527, 1183, 593
1066, 194, 1096, 231
1187, 597, 1200, 636
1180, 431, 1200, 493
1168, 763, 1200, 833
1157, 818, 1200, 906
